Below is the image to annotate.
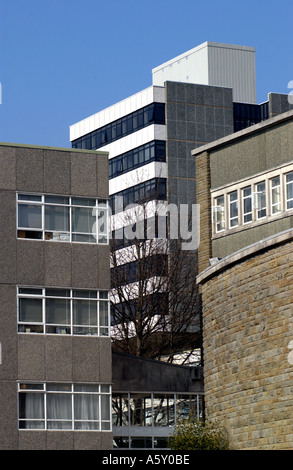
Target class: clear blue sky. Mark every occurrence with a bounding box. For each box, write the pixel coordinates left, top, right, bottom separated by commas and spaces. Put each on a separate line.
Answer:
0, 0, 292, 148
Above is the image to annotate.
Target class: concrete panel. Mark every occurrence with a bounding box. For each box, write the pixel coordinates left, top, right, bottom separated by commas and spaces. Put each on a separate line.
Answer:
46, 432, 74, 450
43, 149, 71, 195
97, 244, 110, 290
98, 338, 112, 383
212, 216, 293, 259
71, 244, 98, 289
44, 242, 72, 287
0, 146, 16, 190
74, 432, 102, 450
16, 147, 44, 193
72, 336, 101, 383
45, 336, 73, 382
0, 285, 17, 381
0, 284, 17, 335
70, 153, 97, 197
0, 382, 18, 449
18, 335, 45, 380
16, 240, 45, 286
18, 431, 47, 450
97, 154, 109, 199
0, 191, 16, 284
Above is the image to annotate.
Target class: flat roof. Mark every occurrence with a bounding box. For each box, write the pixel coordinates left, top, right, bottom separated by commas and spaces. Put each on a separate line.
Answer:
191, 107, 293, 157
0, 141, 108, 155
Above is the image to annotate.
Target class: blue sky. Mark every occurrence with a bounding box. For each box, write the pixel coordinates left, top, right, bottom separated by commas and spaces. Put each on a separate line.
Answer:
0, 0, 292, 148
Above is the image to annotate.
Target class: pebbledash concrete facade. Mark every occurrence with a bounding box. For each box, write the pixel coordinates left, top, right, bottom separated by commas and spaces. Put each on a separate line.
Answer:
194, 109, 293, 449
0, 143, 112, 450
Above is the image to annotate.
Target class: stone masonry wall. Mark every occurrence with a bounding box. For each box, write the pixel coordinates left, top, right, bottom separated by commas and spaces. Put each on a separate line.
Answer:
200, 236, 293, 450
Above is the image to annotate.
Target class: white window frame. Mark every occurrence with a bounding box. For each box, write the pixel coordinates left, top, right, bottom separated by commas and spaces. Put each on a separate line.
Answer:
211, 162, 293, 236
242, 186, 253, 224
17, 287, 110, 337
228, 190, 239, 228
285, 171, 293, 210
270, 175, 281, 215
18, 382, 112, 431
254, 181, 267, 220
212, 195, 225, 233
17, 193, 108, 244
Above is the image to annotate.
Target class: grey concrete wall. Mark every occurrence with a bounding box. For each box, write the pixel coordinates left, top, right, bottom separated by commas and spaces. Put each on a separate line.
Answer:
210, 118, 293, 191
112, 352, 203, 393
213, 215, 293, 259
0, 144, 111, 450
165, 81, 234, 206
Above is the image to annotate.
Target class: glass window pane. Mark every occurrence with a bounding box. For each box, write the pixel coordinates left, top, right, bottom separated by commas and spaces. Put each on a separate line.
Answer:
18, 194, 42, 202
46, 298, 70, 325
72, 197, 96, 207
72, 207, 95, 234
74, 393, 99, 421
44, 196, 69, 205
19, 298, 42, 323
99, 301, 109, 327
47, 393, 72, 420
153, 394, 175, 426
45, 205, 69, 231
18, 204, 42, 228
73, 300, 97, 326
101, 394, 110, 420
19, 392, 44, 420
45, 289, 70, 297
72, 290, 97, 299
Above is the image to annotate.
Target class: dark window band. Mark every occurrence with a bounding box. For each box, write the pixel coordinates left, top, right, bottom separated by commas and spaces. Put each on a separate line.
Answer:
110, 178, 167, 215
109, 141, 166, 179
72, 103, 165, 150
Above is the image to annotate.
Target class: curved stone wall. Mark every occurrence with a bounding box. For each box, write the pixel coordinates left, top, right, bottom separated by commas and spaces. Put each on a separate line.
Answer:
198, 230, 293, 450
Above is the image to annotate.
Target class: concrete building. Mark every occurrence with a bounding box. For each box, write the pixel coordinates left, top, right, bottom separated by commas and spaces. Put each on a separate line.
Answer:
194, 109, 293, 449
112, 351, 204, 449
69, 42, 292, 366
0, 142, 112, 450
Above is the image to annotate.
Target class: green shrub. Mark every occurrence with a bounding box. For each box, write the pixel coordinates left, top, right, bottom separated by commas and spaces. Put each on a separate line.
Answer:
169, 415, 229, 450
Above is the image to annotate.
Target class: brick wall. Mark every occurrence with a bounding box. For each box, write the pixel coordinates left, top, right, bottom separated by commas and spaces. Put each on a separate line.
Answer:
199, 234, 293, 450
195, 151, 212, 274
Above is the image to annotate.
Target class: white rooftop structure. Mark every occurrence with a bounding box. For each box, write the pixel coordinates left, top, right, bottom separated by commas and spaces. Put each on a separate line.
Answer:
152, 41, 257, 104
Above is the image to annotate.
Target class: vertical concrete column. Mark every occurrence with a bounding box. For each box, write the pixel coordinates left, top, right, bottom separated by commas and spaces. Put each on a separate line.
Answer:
195, 151, 212, 274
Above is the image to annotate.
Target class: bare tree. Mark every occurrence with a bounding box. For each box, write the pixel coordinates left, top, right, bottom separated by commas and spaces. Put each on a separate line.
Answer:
110, 197, 201, 365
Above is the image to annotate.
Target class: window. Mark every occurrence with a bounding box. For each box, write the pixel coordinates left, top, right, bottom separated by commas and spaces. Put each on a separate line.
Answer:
242, 186, 252, 223
72, 103, 165, 150
212, 164, 293, 235
286, 172, 293, 210
17, 288, 110, 336
228, 191, 238, 228
17, 194, 108, 244
255, 181, 266, 219
270, 176, 281, 214
109, 141, 166, 179
213, 195, 225, 232
110, 178, 167, 215
18, 383, 111, 431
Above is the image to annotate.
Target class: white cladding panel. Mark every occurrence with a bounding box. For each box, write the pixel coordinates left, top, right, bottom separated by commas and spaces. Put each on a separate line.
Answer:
109, 161, 167, 195
152, 41, 256, 104
152, 43, 209, 87
69, 86, 165, 141
101, 124, 166, 160
207, 43, 256, 103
